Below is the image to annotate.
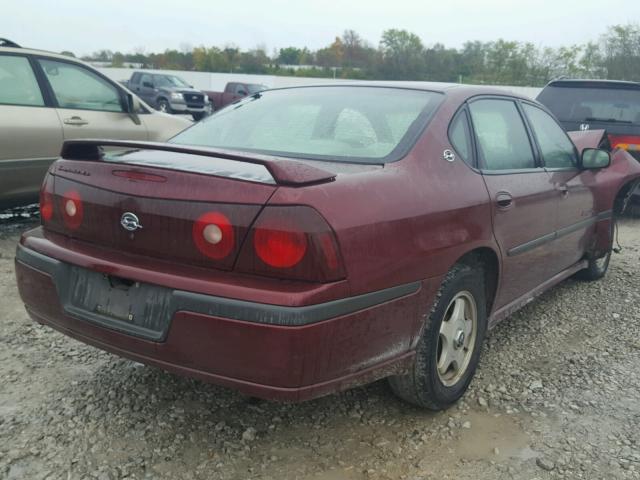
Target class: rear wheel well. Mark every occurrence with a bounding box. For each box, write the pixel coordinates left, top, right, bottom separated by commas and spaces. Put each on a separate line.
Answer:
455, 248, 499, 317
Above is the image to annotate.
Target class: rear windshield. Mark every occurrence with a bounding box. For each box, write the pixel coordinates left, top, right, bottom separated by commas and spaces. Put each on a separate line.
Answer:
247, 84, 267, 94
537, 85, 640, 125
170, 86, 443, 163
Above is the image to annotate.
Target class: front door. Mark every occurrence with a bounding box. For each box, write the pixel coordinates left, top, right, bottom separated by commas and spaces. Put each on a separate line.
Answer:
36, 58, 148, 142
469, 97, 557, 309
521, 103, 597, 274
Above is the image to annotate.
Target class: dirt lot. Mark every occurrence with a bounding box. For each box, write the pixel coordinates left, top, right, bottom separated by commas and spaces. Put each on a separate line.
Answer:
1, 218, 639, 480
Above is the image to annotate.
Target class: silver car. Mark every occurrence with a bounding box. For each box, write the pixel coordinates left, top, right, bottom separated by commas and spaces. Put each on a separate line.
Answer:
0, 39, 191, 209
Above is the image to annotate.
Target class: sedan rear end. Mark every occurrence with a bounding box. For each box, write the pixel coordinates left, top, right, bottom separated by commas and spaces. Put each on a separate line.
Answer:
15, 86, 445, 401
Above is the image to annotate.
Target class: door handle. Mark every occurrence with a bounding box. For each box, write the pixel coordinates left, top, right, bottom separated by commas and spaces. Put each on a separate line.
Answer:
63, 116, 89, 126
557, 185, 569, 197
496, 192, 513, 209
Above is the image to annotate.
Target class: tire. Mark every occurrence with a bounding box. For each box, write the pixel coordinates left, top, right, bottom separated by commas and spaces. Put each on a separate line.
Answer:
192, 112, 206, 121
575, 220, 614, 281
156, 98, 171, 114
389, 262, 487, 410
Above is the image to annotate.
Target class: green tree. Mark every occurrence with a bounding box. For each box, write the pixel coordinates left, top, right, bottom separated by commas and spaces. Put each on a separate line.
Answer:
379, 29, 425, 79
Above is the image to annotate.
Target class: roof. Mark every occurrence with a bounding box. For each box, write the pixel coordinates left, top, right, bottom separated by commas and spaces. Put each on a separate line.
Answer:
265, 81, 534, 101
0, 44, 85, 64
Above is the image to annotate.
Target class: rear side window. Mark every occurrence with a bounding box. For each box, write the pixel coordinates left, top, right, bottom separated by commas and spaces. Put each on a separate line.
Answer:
448, 110, 473, 165
537, 85, 640, 125
469, 99, 536, 170
523, 104, 577, 169
171, 87, 444, 164
0, 55, 44, 106
39, 59, 123, 112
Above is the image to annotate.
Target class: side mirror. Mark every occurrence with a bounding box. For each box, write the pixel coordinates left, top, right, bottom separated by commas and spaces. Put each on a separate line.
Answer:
580, 148, 611, 170
125, 93, 142, 125
142, 81, 154, 88
237, 90, 247, 96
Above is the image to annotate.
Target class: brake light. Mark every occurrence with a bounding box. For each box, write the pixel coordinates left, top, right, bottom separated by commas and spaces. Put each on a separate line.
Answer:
192, 212, 235, 260
39, 176, 54, 223
61, 190, 83, 230
608, 135, 640, 152
236, 206, 345, 282
254, 219, 308, 268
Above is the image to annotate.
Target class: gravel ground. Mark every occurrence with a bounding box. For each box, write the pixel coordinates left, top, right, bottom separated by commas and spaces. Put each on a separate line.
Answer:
1, 217, 639, 480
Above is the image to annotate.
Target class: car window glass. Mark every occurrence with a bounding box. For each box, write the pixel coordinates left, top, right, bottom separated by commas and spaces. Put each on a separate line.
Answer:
171, 87, 443, 164
537, 85, 640, 124
523, 104, 577, 168
469, 99, 535, 170
0, 55, 44, 106
39, 59, 123, 112
235, 84, 247, 95
449, 111, 472, 164
140, 73, 152, 86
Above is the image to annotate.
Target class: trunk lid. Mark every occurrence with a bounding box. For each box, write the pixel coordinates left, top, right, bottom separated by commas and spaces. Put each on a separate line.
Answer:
46, 148, 285, 270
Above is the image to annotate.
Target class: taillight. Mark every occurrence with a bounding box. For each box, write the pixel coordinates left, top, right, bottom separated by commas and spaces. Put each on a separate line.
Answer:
608, 135, 640, 152
192, 212, 235, 260
39, 175, 54, 223
254, 218, 308, 268
61, 190, 83, 230
236, 206, 345, 282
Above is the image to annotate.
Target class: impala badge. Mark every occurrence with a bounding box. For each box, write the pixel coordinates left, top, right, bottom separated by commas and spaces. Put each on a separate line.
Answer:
121, 212, 143, 232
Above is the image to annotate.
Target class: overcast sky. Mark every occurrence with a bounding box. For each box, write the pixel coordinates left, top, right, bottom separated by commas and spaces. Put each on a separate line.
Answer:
5, 0, 639, 56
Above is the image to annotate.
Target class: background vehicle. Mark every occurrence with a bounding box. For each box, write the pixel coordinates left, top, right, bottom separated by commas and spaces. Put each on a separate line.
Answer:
0, 41, 191, 210
204, 82, 267, 111
15, 85, 640, 410
537, 79, 640, 214
125, 72, 210, 120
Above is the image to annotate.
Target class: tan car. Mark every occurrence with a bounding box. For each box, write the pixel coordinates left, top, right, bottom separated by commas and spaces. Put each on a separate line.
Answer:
0, 39, 191, 210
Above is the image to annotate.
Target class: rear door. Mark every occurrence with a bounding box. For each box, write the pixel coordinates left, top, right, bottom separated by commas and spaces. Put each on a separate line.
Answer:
521, 102, 595, 274
0, 53, 63, 207
468, 97, 557, 308
35, 58, 149, 143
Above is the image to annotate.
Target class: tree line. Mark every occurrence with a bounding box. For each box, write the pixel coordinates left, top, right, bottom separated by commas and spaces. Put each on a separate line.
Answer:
76, 24, 640, 87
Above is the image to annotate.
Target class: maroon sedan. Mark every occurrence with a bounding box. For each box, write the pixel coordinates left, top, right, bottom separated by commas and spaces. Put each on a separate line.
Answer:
15, 84, 640, 410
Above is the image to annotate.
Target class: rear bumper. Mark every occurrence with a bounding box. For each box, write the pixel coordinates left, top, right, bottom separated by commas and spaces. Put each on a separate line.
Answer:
15, 244, 430, 401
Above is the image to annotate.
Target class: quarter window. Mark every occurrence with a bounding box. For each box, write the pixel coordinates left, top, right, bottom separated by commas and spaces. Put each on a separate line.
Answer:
523, 104, 577, 168
469, 99, 536, 170
449, 110, 473, 165
0, 55, 44, 106
38, 59, 123, 112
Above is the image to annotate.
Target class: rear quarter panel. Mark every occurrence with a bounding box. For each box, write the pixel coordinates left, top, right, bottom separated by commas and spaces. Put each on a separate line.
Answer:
268, 101, 497, 298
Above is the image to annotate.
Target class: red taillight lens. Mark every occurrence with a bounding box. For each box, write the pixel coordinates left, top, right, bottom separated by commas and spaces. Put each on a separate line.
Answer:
236, 206, 345, 282
192, 212, 235, 260
254, 218, 308, 268
608, 135, 640, 152
61, 190, 83, 230
39, 176, 54, 223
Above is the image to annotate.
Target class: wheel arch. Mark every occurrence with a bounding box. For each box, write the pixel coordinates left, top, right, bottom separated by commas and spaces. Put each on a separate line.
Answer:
452, 247, 500, 317
613, 178, 640, 216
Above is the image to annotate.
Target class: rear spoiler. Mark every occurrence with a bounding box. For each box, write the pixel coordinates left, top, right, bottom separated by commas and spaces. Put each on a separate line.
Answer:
60, 139, 336, 186
567, 129, 607, 154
